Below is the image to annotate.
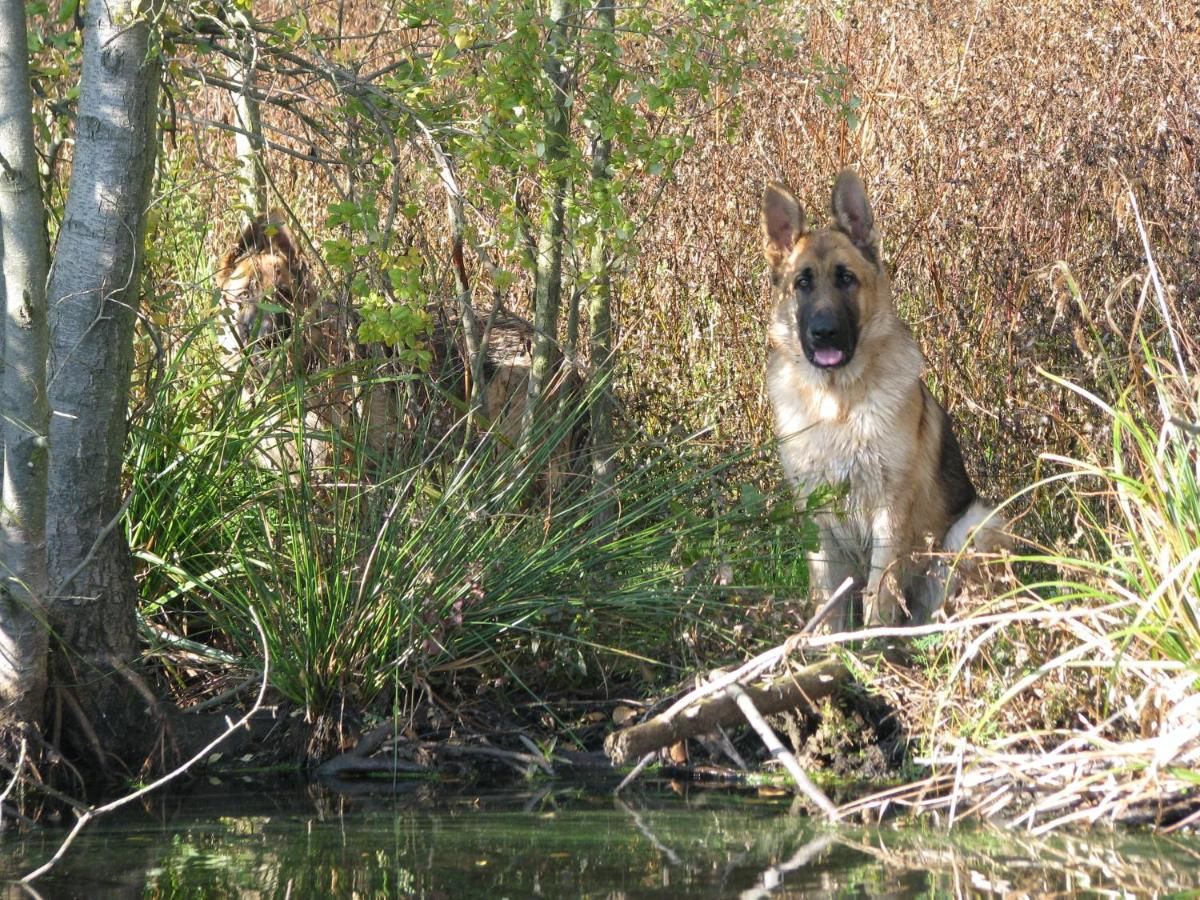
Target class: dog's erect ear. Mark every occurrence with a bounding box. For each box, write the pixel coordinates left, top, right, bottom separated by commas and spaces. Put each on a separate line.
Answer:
231, 212, 300, 262
762, 182, 806, 277
261, 213, 299, 262
831, 169, 879, 260
230, 218, 263, 261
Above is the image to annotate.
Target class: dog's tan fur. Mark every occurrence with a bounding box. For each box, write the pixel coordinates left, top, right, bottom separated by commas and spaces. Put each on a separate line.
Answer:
762, 170, 1004, 627
215, 215, 317, 368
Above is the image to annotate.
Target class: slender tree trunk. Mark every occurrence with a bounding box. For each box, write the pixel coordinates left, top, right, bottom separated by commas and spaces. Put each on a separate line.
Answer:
587, 0, 617, 525
225, 26, 267, 218
522, 0, 572, 446
44, 0, 162, 766
421, 128, 485, 434
0, 0, 51, 725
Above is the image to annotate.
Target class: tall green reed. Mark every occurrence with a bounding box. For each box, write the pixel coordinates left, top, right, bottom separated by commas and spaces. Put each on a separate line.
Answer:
127, 335, 812, 722
1019, 238, 1198, 671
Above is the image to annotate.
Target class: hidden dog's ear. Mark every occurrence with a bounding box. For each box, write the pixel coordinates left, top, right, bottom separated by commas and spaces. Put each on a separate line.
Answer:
762, 182, 806, 278
230, 212, 301, 263
831, 169, 879, 262
216, 247, 240, 282
228, 218, 263, 262
261, 212, 300, 263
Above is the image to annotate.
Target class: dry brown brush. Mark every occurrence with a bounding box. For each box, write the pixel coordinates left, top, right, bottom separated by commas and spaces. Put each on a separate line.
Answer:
87, 0, 1200, 802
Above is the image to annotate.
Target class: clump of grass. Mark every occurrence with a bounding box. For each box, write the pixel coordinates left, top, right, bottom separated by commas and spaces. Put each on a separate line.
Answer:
127, 330, 816, 753
1041, 349, 1200, 666
1026, 204, 1199, 671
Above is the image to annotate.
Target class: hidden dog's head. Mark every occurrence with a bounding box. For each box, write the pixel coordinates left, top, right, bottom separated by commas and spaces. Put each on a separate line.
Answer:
215, 215, 313, 357
761, 170, 889, 375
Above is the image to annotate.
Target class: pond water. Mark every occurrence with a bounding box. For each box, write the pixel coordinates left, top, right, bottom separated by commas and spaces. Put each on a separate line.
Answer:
3, 778, 1198, 897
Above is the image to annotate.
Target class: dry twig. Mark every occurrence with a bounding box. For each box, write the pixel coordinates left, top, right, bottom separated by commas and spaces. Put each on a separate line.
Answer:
22, 610, 272, 883
727, 683, 839, 820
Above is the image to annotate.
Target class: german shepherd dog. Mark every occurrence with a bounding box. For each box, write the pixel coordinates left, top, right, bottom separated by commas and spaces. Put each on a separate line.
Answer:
762, 170, 1004, 628
215, 214, 317, 373
213, 213, 583, 484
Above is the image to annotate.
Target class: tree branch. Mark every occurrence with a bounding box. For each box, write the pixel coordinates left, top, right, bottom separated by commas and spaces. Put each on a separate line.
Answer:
21, 609, 271, 883
604, 654, 853, 767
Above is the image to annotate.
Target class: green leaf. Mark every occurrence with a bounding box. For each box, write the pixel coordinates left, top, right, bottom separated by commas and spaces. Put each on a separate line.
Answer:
56, 0, 79, 24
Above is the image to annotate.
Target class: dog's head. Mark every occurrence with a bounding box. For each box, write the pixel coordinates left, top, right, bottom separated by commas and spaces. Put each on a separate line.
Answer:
215, 215, 312, 356
761, 170, 888, 373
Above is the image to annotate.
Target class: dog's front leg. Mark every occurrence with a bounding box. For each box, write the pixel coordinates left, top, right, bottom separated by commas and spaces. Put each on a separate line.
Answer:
864, 512, 905, 626
808, 520, 861, 631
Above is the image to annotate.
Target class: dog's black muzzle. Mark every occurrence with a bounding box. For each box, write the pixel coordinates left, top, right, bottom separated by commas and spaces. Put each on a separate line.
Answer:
800, 303, 856, 369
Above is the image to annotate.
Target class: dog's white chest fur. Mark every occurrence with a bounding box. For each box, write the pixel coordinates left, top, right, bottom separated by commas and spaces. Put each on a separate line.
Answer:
767, 351, 913, 508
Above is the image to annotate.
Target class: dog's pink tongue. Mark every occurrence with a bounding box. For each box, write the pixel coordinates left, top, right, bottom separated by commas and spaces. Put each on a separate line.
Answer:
814, 348, 844, 367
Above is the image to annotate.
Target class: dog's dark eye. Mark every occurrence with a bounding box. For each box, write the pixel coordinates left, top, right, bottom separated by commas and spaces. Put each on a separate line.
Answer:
835, 266, 857, 288
794, 269, 813, 291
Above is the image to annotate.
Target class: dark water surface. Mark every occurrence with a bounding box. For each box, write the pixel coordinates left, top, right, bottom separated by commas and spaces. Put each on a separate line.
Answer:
4, 779, 1198, 897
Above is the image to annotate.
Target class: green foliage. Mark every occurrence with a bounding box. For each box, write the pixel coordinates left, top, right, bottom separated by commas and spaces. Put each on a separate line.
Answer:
24, 0, 82, 219
1039, 344, 1200, 666
323, 199, 432, 367
364, 1, 787, 287
115, 2, 842, 734
355, 293, 431, 366
127, 322, 815, 719
812, 55, 862, 130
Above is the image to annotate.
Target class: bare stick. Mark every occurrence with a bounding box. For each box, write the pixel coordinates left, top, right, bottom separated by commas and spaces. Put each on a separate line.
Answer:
799, 577, 856, 634
605, 655, 851, 765
0, 739, 27, 815
799, 601, 1134, 651
21, 609, 271, 883
727, 684, 839, 821
613, 751, 656, 795
1126, 185, 1187, 379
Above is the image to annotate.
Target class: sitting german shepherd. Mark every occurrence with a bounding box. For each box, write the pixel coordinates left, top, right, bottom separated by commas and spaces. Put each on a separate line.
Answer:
761, 170, 1005, 628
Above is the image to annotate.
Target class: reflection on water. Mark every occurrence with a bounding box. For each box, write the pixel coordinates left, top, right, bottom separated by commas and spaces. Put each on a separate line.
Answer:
4, 780, 1198, 898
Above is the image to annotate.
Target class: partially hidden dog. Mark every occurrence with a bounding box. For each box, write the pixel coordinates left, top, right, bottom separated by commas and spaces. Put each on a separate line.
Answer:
215, 213, 317, 370
214, 213, 583, 487
761, 170, 1006, 628
215, 213, 396, 471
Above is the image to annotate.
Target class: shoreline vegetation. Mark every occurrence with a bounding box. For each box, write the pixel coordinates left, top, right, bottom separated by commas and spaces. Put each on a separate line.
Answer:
5, 0, 1198, 868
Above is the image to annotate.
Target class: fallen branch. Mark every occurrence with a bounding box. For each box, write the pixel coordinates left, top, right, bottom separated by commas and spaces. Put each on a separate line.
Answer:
423, 741, 555, 776
647, 578, 857, 728
315, 720, 434, 780
604, 654, 852, 766
727, 683, 839, 820
316, 754, 431, 779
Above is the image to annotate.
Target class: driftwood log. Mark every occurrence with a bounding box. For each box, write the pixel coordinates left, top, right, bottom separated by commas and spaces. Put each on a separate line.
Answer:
604, 654, 854, 767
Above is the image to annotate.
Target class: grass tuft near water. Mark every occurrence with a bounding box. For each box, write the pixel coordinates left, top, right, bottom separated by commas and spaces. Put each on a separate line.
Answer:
127, 334, 816, 753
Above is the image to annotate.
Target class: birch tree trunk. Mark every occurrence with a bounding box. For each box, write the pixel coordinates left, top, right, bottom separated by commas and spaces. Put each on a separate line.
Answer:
0, 0, 51, 726
44, 0, 162, 762
225, 25, 267, 218
522, 0, 572, 446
